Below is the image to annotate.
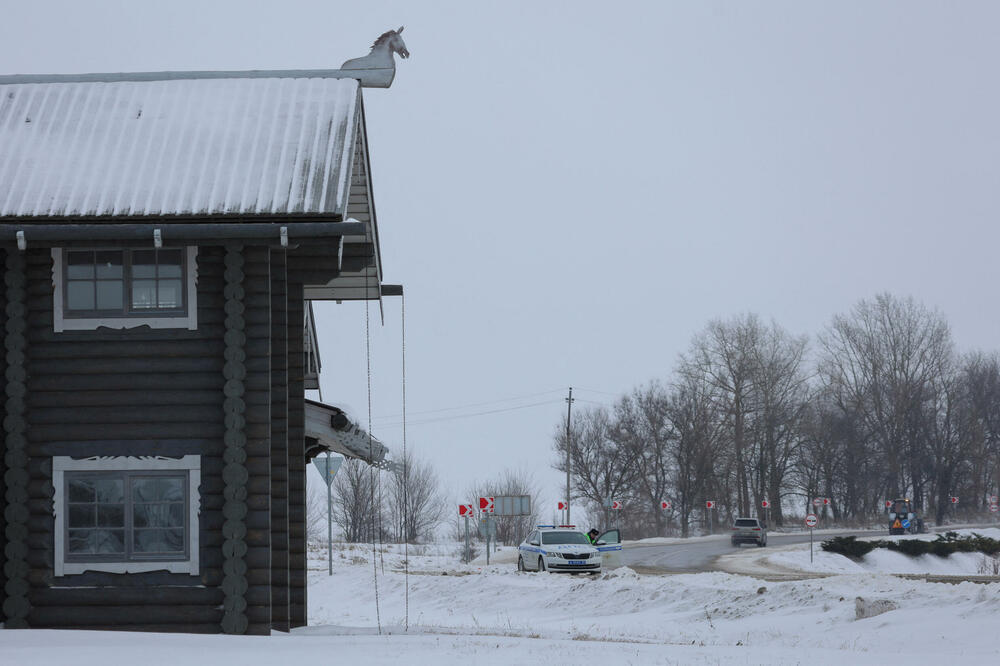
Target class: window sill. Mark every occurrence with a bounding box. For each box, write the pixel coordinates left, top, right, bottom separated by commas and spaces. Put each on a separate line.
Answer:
56, 314, 197, 332
61, 560, 198, 575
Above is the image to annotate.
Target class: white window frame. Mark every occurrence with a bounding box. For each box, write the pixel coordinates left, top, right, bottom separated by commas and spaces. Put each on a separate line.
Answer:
51, 246, 198, 332
53, 455, 201, 576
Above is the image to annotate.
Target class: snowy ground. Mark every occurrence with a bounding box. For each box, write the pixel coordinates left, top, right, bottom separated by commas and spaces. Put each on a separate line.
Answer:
3, 534, 999, 665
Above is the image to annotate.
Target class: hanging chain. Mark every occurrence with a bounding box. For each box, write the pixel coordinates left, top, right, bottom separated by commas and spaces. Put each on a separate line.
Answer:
401, 291, 409, 631
365, 289, 382, 634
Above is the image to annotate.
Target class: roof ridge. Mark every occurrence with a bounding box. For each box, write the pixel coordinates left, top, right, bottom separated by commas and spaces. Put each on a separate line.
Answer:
0, 69, 365, 85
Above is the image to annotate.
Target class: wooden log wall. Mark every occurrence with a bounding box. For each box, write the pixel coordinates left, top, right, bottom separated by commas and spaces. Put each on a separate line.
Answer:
286, 274, 307, 628
13, 245, 280, 634
235, 245, 273, 636
269, 249, 290, 632
2, 236, 349, 634
0, 249, 7, 624
2, 249, 29, 627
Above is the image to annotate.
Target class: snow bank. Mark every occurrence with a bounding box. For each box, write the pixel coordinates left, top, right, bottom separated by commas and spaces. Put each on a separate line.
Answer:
721, 528, 1000, 576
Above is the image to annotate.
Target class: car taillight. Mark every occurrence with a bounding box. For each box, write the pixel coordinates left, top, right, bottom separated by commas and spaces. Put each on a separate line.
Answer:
752, 528, 760, 531
731, 527, 738, 530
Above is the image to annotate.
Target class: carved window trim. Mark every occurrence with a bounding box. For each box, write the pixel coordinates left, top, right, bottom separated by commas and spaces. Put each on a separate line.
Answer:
53, 455, 201, 576
51, 246, 198, 332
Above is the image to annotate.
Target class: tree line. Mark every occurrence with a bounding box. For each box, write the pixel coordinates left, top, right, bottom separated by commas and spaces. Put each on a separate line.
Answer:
553, 294, 1000, 537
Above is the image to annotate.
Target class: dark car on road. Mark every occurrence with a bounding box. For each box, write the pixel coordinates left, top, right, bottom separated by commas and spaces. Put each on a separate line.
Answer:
731, 517, 767, 547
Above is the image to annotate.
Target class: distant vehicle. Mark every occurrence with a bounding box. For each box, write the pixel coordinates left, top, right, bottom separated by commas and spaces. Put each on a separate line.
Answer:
888, 498, 926, 535
731, 517, 767, 547
517, 525, 621, 573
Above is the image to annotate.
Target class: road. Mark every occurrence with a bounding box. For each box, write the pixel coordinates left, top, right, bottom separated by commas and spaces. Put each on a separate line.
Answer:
619, 529, 885, 574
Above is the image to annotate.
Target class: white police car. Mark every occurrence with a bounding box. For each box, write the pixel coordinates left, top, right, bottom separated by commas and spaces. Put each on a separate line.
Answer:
516, 525, 622, 574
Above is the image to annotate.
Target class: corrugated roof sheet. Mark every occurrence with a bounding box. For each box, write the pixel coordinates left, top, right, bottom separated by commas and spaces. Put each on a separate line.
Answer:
0, 76, 360, 217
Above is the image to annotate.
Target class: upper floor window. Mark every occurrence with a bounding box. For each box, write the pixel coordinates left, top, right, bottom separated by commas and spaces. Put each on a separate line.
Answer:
52, 247, 198, 332
66, 248, 185, 316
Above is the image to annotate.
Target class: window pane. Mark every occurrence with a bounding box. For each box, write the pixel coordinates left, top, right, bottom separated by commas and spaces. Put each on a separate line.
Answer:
132, 250, 156, 278
68, 530, 93, 554
131, 280, 157, 309
68, 478, 95, 502
93, 529, 125, 554
168, 503, 185, 527
67, 281, 95, 310
68, 529, 125, 555
135, 502, 171, 528
95, 479, 124, 503
133, 477, 184, 502
158, 250, 183, 278
158, 279, 182, 309
66, 251, 95, 279
133, 528, 185, 554
97, 504, 124, 528
95, 251, 123, 279
68, 504, 96, 527
96, 280, 123, 310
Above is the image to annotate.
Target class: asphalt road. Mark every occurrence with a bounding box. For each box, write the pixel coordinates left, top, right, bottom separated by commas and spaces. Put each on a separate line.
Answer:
619, 529, 886, 574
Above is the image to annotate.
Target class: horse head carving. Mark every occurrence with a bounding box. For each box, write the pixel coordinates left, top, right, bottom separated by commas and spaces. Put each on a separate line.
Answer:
340, 27, 410, 87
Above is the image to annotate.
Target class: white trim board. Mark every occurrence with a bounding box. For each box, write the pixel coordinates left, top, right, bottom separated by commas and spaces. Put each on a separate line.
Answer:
52, 455, 201, 576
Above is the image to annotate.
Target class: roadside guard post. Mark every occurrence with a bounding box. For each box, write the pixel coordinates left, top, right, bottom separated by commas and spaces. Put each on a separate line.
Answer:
459, 504, 475, 563
805, 513, 818, 562
479, 497, 495, 564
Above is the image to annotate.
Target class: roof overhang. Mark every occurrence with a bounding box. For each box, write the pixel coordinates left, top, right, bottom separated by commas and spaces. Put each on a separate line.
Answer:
305, 398, 388, 466
302, 98, 383, 304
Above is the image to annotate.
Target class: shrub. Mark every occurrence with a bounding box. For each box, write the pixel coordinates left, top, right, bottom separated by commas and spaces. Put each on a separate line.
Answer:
822, 536, 878, 559
822, 533, 1000, 560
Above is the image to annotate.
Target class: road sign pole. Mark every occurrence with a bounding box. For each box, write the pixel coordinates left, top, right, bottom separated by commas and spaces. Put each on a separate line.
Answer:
810, 526, 813, 563
464, 516, 470, 563
486, 514, 491, 566
326, 451, 332, 576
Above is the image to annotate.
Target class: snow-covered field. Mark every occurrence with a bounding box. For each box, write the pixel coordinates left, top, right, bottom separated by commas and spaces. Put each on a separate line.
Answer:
3, 533, 999, 665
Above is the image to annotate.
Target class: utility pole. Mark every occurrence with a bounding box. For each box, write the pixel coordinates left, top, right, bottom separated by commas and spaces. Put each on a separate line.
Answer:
565, 387, 574, 524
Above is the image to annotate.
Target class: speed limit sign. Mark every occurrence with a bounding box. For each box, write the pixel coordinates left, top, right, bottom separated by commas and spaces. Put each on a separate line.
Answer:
805, 513, 818, 528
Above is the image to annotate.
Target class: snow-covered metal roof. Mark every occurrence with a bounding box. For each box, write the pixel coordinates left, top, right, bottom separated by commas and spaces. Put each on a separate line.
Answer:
0, 76, 361, 218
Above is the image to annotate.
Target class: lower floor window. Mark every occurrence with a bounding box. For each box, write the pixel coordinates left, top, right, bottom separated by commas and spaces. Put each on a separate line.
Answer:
66, 472, 187, 560
54, 456, 200, 576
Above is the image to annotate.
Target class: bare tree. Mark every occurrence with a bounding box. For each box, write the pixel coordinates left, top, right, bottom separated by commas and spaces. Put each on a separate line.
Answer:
332, 458, 382, 542
554, 406, 638, 532
663, 372, 725, 536
819, 293, 954, 507
683, 314, 763, 517
386, 449, 445, 544
748, 322, 810, 525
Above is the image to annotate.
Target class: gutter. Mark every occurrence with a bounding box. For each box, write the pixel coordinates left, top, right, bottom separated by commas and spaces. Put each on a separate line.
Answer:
0, 221, 365, 248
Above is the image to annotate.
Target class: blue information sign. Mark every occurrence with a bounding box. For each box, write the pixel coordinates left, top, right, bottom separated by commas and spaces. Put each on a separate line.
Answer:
901, 519, 911, 529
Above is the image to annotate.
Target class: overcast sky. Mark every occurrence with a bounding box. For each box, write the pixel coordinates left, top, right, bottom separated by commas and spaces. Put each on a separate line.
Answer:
3, 1, 998, 525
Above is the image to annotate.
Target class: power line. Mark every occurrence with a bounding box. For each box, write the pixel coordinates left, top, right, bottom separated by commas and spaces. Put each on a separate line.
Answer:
572, 386, 623, 397
370, 389, 566, 421
374, 398, 564, 427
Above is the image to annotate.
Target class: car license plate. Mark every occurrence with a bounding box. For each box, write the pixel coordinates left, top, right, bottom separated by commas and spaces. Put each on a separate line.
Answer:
567, 560, 585, 565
